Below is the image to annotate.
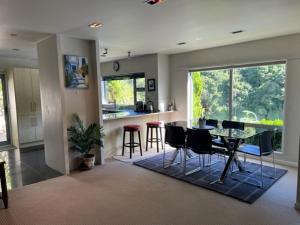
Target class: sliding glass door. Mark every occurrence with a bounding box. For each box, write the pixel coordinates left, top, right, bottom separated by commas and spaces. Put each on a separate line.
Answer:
0, 75, 10, 145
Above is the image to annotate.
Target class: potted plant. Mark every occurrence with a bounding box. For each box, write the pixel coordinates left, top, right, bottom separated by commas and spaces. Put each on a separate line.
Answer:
67, 113, 104, 170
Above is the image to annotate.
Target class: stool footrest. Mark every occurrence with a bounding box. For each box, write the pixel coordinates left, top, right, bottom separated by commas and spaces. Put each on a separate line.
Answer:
124, 143, 140, 148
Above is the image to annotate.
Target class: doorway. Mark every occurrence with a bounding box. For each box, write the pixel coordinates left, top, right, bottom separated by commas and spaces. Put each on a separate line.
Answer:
0, 74, 10, 145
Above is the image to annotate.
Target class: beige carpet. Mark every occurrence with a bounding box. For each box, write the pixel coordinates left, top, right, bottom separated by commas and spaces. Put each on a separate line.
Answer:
0, 159, 299, 225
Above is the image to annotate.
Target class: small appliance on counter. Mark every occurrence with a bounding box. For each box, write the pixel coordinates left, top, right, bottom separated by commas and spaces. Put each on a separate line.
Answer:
145, 100, 154, 113
135, 101, 144, 112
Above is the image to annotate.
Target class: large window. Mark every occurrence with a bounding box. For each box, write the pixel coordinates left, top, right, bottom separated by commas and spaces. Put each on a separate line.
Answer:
189, 62, 286, 150
102, 73, 145, 107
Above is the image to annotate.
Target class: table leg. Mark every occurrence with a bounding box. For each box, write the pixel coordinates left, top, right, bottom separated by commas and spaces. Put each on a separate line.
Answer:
218, 138, 243, 183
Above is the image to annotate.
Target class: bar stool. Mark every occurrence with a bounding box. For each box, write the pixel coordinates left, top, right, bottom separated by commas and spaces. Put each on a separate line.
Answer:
122, 124, 142, 159
146, 121, 164, 152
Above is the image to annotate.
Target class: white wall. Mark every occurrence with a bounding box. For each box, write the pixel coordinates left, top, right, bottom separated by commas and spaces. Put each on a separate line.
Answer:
37, 35, 69, 174
157, 54, 170, 111
101, 54, 159, 110
170, 33, 300, 166
37, 35, 102, 173
59, 36, 101, 170
6, 69, 19, 148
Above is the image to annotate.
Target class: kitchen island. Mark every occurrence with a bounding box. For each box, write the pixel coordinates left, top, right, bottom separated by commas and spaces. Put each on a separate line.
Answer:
103, 110, 175, 158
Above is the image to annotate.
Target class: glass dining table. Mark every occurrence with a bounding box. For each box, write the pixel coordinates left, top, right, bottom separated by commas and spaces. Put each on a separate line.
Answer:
164, 121, 268, 183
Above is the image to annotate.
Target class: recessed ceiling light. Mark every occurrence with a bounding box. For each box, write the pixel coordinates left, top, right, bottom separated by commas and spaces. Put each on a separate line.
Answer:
12, 48, 20, 51
88, 22, 103, 28
177, 42, 187, 46
144, 0, 166, 5
195, 37, 202, 41
10, 33, 17, 37
231, 30, 244, 34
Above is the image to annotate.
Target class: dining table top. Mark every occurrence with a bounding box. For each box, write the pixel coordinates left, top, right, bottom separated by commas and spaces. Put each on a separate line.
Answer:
164, 121, 270, 140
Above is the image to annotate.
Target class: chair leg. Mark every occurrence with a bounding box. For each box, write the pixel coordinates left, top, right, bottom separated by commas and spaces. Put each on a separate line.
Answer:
183, 148, 187, 175
138, 131, 142, 156
273, 151, 276, 178
179, 148, 182, 164
129, 132, 133, 159
209, 155, 212, 181
163, 147, 166, 168
150, 127, 153, 148
260, 156, 263, 188
146, 126, 149, 152
156, 127, 159, 153
160, 127, 164, 150
122, 130, 126, 156
132, 131, 135, 153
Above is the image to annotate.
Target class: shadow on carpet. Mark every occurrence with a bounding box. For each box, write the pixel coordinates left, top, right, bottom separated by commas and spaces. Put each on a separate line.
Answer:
133, 151, 287, 204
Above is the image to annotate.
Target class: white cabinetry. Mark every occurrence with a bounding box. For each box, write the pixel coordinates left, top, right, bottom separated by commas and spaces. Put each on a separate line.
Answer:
13, 68, 43, 145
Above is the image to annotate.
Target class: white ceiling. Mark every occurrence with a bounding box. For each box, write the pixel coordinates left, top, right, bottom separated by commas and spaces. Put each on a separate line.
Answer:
1, 0, 300, 63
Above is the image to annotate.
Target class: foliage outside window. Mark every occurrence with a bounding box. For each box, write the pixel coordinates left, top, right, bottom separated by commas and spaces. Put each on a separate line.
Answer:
102, 74, 145, 107
190, 63, 286, 151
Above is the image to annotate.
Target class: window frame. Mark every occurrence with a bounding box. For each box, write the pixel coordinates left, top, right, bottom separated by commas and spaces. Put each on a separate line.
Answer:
102, 73, 145, 107
188, 61, 287, 152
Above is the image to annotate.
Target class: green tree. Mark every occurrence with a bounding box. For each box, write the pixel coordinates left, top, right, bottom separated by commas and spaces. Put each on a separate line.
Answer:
107, 80, 134, 105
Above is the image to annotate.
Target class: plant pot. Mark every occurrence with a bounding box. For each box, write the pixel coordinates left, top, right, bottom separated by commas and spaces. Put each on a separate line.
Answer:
198, 118, 206, 128
81, 153, 95, 170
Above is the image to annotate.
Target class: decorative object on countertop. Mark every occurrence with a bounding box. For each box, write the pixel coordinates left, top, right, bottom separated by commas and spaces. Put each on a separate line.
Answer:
147, 78, 156, 91
135, 101, 144, 112
145, 99, 154, 113
64, 55, 89, 88
68, 113, 104, 170
167, 100, 174, 111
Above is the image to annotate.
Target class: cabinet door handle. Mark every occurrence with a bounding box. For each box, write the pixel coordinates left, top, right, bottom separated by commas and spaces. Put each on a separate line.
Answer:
30, 102, 33, 112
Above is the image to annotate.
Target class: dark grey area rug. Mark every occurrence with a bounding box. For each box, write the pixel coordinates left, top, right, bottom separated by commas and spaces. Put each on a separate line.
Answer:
133, 151, 288, 204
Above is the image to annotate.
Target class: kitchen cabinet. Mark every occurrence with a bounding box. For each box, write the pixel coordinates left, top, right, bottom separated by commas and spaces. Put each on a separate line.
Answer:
13, 68, 43, 145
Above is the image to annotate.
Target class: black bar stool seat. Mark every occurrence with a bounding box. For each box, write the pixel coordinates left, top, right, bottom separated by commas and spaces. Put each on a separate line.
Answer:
146, 121, 164, 152
122, 124, 142, 159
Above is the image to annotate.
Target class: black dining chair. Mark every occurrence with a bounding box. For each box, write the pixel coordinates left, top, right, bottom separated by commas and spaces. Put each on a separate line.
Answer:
236, 130, 276, 188
206, 119, 218, 128
222, 120, 245, 130
184, 128, 225, 177
164, 125, 186, 169
212, 120, 245, 148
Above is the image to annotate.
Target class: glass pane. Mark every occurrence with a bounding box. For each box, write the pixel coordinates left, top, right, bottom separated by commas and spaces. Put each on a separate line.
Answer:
191, 70, 230, 123
232, 64, 285, 126
105, 79, 134, 106
0, 79, 8, 142
136, 91, 145, 102
136, 78, 145, 88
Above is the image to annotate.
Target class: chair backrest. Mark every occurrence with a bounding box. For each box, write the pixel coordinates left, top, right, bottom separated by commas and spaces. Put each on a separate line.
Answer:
259, 130, 274, 156
165, 125, 186, 148
206, 119, 218, 128
186, 128, 212, 154
222, 120, 245, 130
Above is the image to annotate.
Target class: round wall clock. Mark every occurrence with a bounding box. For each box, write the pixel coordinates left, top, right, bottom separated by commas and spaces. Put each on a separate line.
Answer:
113, 61, 120, 72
